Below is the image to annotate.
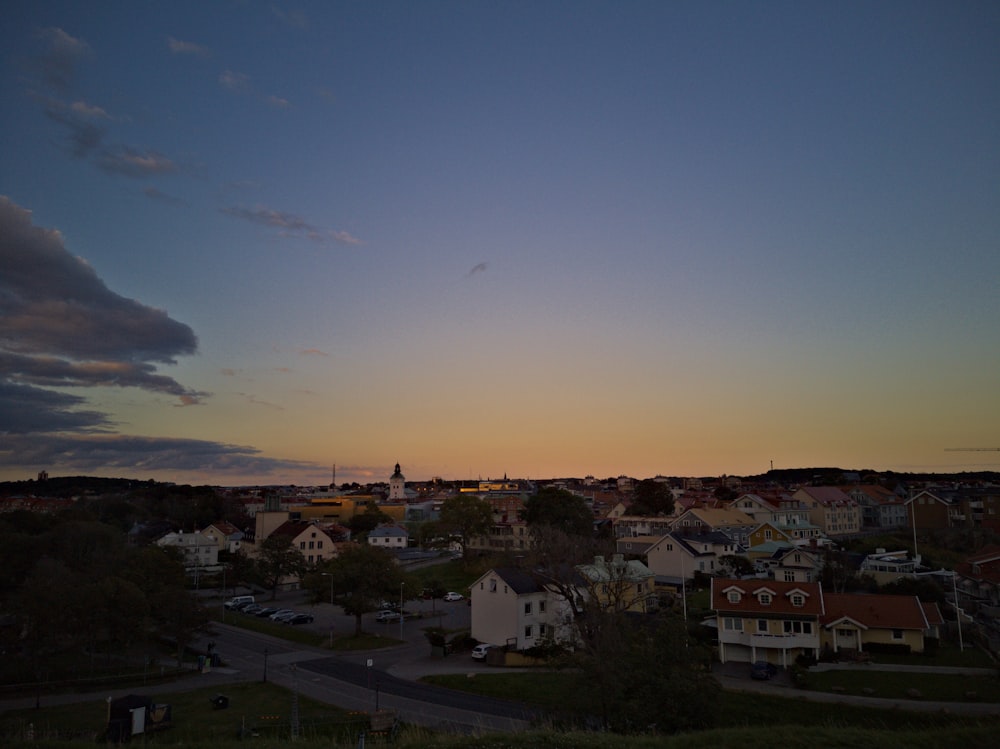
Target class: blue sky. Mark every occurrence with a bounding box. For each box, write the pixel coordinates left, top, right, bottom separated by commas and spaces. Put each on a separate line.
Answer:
2, 1, 998, 485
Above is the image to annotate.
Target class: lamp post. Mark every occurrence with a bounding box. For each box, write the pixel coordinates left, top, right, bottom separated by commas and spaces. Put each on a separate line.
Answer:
952, 571, 964, 652
399, 582, 405, 641
321, 572, 335, 647
263, 647, 269, 683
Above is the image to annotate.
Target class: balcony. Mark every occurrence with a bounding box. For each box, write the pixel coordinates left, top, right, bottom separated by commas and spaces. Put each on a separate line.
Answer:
718, 630, 817, 651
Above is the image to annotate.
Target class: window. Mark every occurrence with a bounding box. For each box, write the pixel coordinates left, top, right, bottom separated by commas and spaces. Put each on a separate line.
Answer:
757, 620, 768, 633
539, 624, 547, 636
317, 541, 323, 549
539, 600, 546, 613
791, 594, 805, 606
524, 625, 532, 638
784, 571, 795, 582
308, 554, 314, 563
299, 541, 306, 550
308, 541, 314, 549
892, 629, 904, 641
723, 617, 743, 631
783, 621, 812, 634
727, 591, 741, 604
489, 579, 497, 592
524, 602, 532, 615
764, 529, 772, 540
759, 593, 772, 605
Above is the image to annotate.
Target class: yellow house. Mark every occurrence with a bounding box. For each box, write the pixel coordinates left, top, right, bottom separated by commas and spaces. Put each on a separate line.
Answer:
820, 593, 936, 655
575, 554, 657, 613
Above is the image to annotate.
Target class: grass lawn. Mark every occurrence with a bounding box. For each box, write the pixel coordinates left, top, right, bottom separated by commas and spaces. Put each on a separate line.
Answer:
0, 681, 367, 745
405, 559, 486, 597
421, 671, 1000, 730
801, 669, 1000, 702
869, 644, 993, 668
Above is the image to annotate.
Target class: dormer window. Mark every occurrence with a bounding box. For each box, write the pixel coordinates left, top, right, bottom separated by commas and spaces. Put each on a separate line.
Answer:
791, 594, 804, 607
759, 593, 772, 605
727, 591, 741, 604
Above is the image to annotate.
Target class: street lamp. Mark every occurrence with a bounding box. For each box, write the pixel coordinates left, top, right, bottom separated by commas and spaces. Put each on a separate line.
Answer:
399, 582, 405, 641
263, 647, 269, 683
321, 572, 334, 605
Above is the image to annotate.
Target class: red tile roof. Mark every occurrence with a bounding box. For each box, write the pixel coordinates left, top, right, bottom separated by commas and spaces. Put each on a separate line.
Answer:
822, 593, 928, 631
711, 578, 824, 617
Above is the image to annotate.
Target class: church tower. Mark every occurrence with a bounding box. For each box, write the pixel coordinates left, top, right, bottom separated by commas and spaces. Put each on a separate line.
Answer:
389, 462, 406, 501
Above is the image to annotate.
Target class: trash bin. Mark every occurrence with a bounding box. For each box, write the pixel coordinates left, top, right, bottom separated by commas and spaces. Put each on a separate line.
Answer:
210, 694, 229, 710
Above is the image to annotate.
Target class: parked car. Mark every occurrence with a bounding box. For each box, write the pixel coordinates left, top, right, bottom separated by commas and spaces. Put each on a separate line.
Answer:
224, 595, 255, 610
255, 607, 278, 618
443, 592, 464, 602
271, 611, 297, 623
269, 609, 295, 621
287, 613, 314, 625
375, 609, 401, 622
751, 661, 778, 680
241, 604, 263, 615
471, 643, 494, 660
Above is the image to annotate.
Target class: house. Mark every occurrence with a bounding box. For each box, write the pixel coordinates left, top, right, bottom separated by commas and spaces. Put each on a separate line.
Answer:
644, 531, 742, 588
267, 520, 340, 566
669, 507, 758, 547
955, 545, 1000, 607
575, 554, 657, 613
904, 490, 950, 531
858, 549, 919, 585
469, 567, 573, 651
791, 487, 861, 537
844, 485, 908, 530
771, 546, 822, 583
368, 523, 409, 549
710, 578, 824, 666
820, 593, 935, 656
613, 515, 674, 539
155, 530, 219, 572
615, 534, 663, 558
201, 521, 244, 554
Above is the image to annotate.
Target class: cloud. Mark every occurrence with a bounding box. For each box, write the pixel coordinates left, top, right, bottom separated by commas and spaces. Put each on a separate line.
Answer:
0, 433, 318, 476
299, 348, 329, 357
219, 70, 251, 92
40, 96, 107, 157
466, 261, 488, 277
142, 186, 185, 205
35, 27, 91, 92
221, 204, 362, 245
0, 196, 205, 417
266, 95, 291, 108
271, 6, 309, 30
0, 381, 110, 434
167, 36, 210, 57
97, 147, 178, 177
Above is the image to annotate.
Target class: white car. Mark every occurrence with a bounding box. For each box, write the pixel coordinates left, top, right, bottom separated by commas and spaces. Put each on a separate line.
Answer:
471, 643, 493, 660
375, 609, 401, 622
443, 592, 464, 602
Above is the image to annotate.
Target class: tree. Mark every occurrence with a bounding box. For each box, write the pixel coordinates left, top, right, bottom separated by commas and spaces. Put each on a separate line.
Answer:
309, 545, 408, 636
571, 612, 720, 733
718, 554, 754, 577
630, 479, 675, 516
521, 486, 593, 538
255, 534, 308, 600
347, 504, 393, 540
438, 494, 493, 560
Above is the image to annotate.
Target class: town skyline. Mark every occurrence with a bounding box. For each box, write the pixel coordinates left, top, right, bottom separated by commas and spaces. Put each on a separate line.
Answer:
2, 3, 999, 487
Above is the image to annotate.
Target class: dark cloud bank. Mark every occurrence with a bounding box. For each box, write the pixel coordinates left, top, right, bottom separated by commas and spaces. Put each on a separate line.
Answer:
0, 197, 315, 479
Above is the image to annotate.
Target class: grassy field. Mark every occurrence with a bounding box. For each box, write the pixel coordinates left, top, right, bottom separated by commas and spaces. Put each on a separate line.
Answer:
801, 669, 1000, 702
4, 679, 999, 749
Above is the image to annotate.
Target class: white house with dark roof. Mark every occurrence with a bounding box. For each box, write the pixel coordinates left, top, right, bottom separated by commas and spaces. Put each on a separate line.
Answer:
470, 567, 573, 650
368, 523, 409, 549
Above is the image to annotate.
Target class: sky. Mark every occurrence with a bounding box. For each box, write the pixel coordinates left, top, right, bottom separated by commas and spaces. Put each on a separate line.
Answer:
1, 1, 999, 487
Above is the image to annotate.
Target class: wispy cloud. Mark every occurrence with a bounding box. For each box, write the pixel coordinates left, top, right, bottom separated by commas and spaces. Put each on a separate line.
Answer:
167, 36, 210, 57
466, 261, 488, 278
97, 147, 178, 177
35, 27, 91, 92
142, 186, 185, 205
299, 348, 329, 357
266, 95, 291, 109
272, 6, 309, 30
219, 70, 251, 92
221, 204, 362, 246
